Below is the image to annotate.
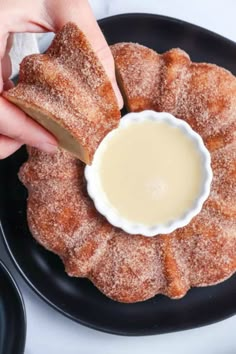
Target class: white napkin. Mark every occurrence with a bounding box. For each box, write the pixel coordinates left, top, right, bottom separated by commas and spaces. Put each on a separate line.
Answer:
9, 33, 40, 78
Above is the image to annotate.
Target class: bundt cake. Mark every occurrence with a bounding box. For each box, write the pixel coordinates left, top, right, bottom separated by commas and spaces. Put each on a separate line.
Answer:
3, 23, 120, 164
9, 36, 236, 302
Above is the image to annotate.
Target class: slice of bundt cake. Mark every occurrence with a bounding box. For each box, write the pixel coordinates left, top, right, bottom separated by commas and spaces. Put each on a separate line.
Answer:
4, 22, 121, 164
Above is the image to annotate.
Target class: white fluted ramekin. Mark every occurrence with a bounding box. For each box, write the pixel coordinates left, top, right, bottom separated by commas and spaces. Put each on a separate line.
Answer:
85, 111, 213, 237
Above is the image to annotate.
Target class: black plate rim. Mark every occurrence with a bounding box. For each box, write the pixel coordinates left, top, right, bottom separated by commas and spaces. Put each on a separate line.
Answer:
0, 259, 27, 352
2, 223, 236, 337
1, 13, 236, 336
99, 12, 236, 47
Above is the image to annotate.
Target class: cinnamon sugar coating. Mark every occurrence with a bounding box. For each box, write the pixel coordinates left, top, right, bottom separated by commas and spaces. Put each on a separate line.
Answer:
19, 42, 236, 303
111, 43, 236, 151
4, 23, 120, 164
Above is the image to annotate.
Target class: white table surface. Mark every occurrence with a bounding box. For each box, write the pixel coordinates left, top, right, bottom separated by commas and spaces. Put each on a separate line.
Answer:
1, 1, 236, 353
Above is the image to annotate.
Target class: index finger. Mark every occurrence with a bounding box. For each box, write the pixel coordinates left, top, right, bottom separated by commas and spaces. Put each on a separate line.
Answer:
0, 96, 58, 152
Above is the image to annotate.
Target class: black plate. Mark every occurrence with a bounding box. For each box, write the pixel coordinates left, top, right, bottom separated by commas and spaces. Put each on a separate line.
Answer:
1, 14, 236, 336
0, 260, 26, 353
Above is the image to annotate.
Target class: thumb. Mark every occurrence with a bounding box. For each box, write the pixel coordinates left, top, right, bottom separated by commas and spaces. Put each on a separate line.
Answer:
95, 43, 123, 110
45, 0, 123, 109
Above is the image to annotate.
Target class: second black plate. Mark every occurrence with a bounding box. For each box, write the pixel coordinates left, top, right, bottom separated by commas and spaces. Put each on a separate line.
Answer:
1, 14, 236, 335
0, 260, 26, 353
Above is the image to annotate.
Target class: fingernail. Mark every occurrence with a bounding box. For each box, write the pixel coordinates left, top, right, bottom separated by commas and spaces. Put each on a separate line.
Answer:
3, 80, 14, 91
37, 142, 58, 154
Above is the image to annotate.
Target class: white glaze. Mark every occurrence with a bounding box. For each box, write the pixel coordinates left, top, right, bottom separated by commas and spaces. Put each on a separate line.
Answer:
85, 111, 213, 236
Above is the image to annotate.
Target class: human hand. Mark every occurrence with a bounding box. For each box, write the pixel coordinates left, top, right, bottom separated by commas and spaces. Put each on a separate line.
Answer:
0, 0, 123, 159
